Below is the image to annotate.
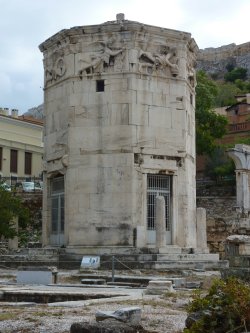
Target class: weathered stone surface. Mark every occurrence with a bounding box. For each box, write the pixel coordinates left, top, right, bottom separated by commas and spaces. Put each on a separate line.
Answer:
227, 235, 250, 242
40, 15, 200, 252
145, 280, 175, 295
196, 207, 209, 253
95, 307, 141, 325
70, 319, 148, 333
155, 196, 166, 248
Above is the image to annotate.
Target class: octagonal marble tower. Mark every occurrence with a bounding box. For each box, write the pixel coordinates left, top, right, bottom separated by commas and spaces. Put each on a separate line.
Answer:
39, 14, 199, 254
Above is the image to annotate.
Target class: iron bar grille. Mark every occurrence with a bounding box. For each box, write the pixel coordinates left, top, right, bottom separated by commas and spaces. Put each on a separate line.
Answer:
51, 177, 64, 233
147, 174, 171, 230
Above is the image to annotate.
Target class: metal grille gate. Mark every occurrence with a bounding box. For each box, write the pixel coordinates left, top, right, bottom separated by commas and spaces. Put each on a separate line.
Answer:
50, 176, 65, 246
147, 174, 171, 231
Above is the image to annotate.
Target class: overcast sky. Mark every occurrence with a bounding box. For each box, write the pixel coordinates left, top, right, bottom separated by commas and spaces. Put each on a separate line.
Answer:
0, 0, 249, 114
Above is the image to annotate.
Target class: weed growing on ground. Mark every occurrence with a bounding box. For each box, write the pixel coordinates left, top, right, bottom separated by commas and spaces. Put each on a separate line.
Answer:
0, 312, 18, 321
184, 277, 250, 333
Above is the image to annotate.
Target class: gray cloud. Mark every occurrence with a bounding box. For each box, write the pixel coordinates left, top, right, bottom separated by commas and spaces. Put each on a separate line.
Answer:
0, 0, 249, 114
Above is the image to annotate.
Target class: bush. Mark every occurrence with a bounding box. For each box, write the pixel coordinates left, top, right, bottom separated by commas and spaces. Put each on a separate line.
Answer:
184, 278, 250, 333
224, 67, 247, 82
0, 184, 30, 239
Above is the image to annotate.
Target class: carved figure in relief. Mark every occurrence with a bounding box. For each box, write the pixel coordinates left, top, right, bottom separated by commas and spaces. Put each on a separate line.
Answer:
46, 57, 66, 84
138, 50, 155, 72
187, 58, 197, 87
154, 47, 179, 75
78, 39, 124, 76
138, 46, 179, 76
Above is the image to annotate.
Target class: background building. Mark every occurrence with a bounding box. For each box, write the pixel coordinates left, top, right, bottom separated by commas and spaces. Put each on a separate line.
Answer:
196, 94, 250, 178
221, 94, 250, 145
0, 108, 43, 184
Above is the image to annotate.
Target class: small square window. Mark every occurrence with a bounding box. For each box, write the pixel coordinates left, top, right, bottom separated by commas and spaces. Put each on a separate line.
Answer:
96, 80, 104, 92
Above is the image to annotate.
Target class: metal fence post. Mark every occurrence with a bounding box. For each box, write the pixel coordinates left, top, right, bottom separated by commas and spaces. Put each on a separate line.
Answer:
112, 255, 115, 282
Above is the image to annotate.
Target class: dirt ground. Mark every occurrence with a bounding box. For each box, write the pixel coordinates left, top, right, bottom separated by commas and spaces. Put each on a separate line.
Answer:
0, 269, 218, 333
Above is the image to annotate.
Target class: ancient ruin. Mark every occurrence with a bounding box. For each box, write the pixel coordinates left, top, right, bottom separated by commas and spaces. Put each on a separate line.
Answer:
39, 14, 213, 258
228, 144, 250, 228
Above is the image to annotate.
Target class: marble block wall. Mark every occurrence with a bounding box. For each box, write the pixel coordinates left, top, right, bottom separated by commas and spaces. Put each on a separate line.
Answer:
40, 15, 199, 251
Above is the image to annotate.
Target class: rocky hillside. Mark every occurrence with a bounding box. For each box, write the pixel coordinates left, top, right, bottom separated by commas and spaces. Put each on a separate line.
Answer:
24, 104, 44, 119
197, 41, 250, 79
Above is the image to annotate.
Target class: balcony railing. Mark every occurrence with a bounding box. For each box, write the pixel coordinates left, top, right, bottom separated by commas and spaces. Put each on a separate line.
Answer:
228, 121, 250, 133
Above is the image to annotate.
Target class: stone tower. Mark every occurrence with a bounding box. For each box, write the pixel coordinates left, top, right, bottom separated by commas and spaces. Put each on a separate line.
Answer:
39, 15, 200, 254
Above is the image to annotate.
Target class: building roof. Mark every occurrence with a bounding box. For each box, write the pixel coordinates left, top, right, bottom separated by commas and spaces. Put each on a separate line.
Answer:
226, 102, 249, 111
18, 115, 44, 125
39, 14, 198, 53
0, 113, 43, 126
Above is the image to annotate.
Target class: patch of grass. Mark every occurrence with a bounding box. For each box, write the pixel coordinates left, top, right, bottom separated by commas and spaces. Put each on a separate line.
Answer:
31, 311, 48, 317
26, 316, 40, 323
51, 312, 64, 317
0, 312, 18, 321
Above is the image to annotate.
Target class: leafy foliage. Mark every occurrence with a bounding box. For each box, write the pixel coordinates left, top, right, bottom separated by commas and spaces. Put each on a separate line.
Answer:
0, 183, 30, 239
195, 71, 228, 155
235, 79, 250, 92
214, 82, 241, 107
204, 147, 235, 181
225, 67, 248, 82
184, 278, 250, 333
196, 71, 218, 111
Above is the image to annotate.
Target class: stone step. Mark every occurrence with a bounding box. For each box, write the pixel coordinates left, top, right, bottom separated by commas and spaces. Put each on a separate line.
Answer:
28, 248, 62, 255
141, 260, 229, 270
156, 253, 220, 261
75, 273, 187, 288
158, 246, 182, 254
81, 279, 106, 285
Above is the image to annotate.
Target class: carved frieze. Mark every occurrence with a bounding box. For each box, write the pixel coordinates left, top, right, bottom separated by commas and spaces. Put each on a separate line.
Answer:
42, 38, 190, 80
76, 33, 183, 78
78, 38, 125, 77
45, 56, 66, 85
138, 45, 179, 77
186, 58, 196, 87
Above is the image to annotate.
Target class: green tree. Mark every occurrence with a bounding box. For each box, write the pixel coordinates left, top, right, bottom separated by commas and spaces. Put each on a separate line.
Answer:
215, 82, 240, 107
204, 147, 235, 181
235, 79, 250, 93
196, 71, 228, 155
0, 183, 30, 239
224, 67, 247, 82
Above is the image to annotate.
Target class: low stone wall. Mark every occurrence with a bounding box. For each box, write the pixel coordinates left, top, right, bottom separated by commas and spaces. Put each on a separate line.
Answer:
196, 181, 236, 197
197, 196, 250, 258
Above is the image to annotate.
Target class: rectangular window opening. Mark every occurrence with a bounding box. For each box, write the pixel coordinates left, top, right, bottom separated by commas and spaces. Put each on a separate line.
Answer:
25, 152, 32, 175
96, 80, 104, 92
10, 149, 18, 173
0, 147, 2, 171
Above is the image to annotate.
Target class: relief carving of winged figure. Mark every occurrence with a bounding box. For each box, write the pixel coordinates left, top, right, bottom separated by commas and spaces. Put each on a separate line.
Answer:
78, 39, 125, 76
139, 46, 179, 76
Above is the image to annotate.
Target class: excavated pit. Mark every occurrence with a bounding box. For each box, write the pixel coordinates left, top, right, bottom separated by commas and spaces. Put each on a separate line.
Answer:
1, 290, 120, 303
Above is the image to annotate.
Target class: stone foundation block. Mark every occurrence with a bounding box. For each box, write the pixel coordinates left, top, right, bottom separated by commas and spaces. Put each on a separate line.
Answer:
145, 280, 175, 295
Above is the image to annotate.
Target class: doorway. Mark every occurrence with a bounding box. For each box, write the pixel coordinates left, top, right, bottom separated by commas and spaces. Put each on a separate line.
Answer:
147, 174, 172, 245
50, 176, 65, 246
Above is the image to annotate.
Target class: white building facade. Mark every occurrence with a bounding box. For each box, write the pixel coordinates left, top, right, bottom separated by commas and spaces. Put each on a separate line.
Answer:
40, 15, 200, 254
0, 108, 43, 182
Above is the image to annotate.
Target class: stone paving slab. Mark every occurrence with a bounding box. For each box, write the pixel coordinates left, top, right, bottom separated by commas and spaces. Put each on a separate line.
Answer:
0, 283, 145, 307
